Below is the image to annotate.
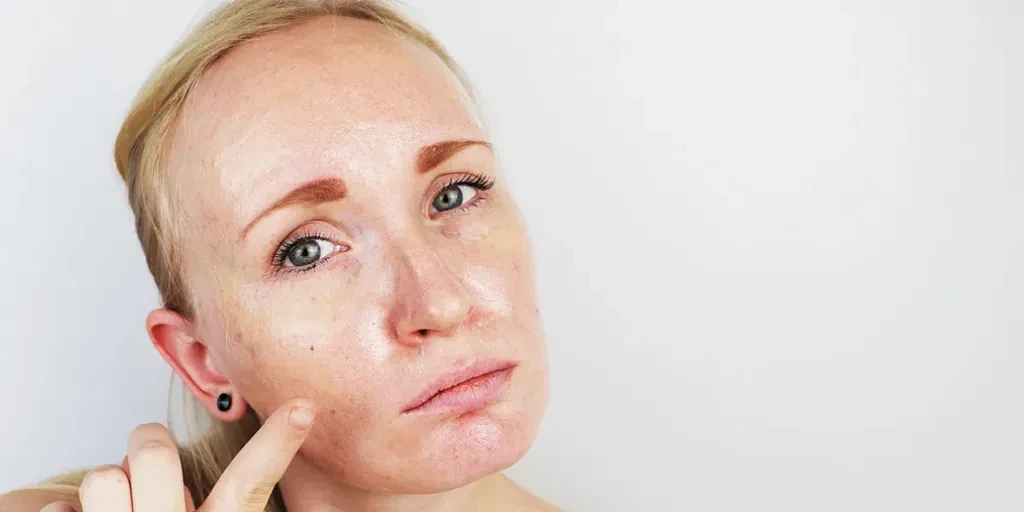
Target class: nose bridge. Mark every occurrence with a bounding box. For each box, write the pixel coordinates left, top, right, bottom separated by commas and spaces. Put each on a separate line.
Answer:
387, 226, 472, 342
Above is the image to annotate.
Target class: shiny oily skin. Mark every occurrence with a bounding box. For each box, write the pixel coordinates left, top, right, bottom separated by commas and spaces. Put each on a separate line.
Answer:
164, 17, 548, 494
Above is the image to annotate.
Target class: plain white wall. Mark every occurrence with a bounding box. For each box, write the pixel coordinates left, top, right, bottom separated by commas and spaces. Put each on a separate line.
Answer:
1, 1, 1021, 510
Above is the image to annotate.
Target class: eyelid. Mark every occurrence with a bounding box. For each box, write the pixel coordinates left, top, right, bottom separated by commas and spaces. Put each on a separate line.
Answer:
426, 171, 495, 218
269, 223, 349, 275
279, 238, 344, 268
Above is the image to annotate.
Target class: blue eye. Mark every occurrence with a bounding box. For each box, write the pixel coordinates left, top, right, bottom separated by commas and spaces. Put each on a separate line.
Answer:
285, 238, 333, 267
429, 173, 495, 214
272, 230, 346, 274
432, 184, 479, 212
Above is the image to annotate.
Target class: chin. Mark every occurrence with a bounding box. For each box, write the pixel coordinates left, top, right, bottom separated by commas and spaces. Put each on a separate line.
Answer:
371, 401, 543, 494
421, 407, 540, 491
409, 365, 549, 492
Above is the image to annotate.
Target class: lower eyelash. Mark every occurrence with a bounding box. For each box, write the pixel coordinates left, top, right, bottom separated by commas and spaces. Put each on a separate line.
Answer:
444, 195, 487, 218
284, 257, 328, 274
271, 243, 338, 276
271, 229, 334, 269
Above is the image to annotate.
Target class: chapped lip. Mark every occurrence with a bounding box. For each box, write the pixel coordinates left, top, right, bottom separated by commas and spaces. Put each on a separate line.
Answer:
402, 359, 518, 413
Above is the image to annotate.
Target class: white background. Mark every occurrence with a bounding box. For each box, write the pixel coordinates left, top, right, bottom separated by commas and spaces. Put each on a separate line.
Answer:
1, 1, 1021, 510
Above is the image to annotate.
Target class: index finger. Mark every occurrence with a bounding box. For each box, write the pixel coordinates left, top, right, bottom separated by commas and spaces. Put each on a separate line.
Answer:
202, 398, 317, 512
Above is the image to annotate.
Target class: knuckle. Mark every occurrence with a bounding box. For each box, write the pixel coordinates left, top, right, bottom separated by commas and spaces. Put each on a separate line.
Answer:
81, 464, 129, 492
240, 481, 277, 509
133, 439, 181, 466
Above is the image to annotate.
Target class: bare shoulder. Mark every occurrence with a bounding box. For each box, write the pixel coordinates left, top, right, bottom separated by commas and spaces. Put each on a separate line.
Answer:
0, 489, 76, 511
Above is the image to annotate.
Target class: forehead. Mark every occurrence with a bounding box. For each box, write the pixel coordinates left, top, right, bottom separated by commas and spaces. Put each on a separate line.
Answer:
167, 15, 483, 229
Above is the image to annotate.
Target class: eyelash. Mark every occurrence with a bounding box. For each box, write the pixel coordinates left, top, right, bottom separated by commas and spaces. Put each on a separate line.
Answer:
439, 172, 495, 194
270, 172, 496, 276
271, 227, 338, 275
429, 172, 495, 217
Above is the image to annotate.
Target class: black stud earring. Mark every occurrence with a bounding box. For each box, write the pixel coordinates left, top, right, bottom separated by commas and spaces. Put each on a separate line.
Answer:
216, 393, 232, 412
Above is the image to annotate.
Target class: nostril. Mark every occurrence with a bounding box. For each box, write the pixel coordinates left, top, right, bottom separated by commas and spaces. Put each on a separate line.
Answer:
417, 329, 428, 336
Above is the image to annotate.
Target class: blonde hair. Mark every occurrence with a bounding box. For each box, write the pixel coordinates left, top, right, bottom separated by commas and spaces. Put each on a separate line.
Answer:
20, 1, 473, 510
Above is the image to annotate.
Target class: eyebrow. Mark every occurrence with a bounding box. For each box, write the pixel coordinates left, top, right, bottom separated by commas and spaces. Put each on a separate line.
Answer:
239, 139, 491, 241
239, 177, 347, 241
416, 139, 492, 174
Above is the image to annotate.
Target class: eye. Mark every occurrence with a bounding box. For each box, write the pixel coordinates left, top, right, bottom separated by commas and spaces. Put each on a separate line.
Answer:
429, 173, 494, 215
272, 231, 347, 273
285, 238, 334, 267
432, 184, 479, 212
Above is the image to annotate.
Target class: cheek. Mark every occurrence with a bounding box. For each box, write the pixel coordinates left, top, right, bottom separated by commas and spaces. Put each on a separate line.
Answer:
463, 264, 516, 318
440, 216, 487, 240
464, 227, 538, 315
460, 234, 543, 347
450, 203, 536, 297
213, 280, 395, 418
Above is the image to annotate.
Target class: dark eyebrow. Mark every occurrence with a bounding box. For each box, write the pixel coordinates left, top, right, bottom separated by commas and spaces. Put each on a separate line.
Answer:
416, 139, 492, 174
239, 177, 347, 241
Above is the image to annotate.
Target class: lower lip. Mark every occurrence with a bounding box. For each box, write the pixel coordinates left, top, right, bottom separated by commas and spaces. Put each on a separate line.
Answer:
406, 366, 516, 415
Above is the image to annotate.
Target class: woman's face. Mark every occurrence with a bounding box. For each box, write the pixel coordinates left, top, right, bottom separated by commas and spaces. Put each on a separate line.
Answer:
163, 17, 547, 492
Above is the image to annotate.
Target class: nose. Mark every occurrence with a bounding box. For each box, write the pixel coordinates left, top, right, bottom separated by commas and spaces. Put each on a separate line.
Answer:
388, 236, 473, 347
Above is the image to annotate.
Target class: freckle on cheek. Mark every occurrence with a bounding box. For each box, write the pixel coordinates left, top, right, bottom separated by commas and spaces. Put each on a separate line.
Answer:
440, 224, 459, 238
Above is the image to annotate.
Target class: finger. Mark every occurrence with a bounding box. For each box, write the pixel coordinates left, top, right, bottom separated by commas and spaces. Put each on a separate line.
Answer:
78, 464, 131, 512
126, 423, 186, 512
120, 455, 130, 478
184, 485, 196, 512
203, 398, 317, 511
40, 501, 77, 512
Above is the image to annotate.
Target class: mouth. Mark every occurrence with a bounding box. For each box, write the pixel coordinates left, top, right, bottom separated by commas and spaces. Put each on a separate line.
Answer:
403, 360, 518, 415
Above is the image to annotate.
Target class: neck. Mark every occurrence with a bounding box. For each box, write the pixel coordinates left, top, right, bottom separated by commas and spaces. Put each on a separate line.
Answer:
277, 457, 514, 512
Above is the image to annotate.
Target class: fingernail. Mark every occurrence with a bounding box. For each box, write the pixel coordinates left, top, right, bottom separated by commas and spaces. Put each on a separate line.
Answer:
289, 406, 316, 430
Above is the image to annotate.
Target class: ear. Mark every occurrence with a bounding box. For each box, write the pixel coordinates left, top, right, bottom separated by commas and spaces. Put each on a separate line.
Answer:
146, 308, 249, 422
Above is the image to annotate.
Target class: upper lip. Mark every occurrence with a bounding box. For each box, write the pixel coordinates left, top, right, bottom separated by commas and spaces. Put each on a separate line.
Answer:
402, 359, 518, 413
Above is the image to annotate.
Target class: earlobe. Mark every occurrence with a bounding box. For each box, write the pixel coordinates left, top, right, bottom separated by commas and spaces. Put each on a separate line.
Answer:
211, 390, 248, 421
145, 308, 249, 422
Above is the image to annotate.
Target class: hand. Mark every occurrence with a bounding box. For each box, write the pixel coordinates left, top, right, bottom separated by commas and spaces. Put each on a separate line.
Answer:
41, 398, 316, 512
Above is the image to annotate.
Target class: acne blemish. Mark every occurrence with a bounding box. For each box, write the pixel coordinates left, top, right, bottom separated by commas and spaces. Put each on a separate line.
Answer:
330, 409, 337, 415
